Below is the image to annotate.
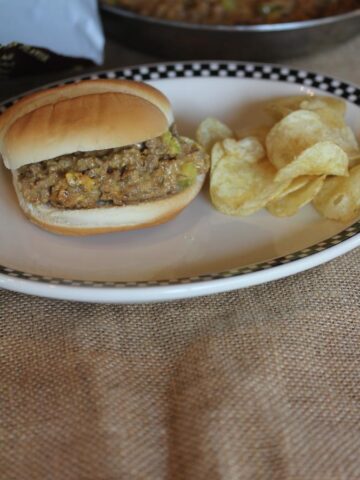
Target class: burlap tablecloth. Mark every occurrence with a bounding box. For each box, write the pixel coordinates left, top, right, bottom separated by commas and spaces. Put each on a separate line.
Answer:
1, 36, 360, 480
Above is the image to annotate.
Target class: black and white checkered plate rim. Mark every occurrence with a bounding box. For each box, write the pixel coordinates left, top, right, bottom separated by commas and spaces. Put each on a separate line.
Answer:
1, 61, 359, 289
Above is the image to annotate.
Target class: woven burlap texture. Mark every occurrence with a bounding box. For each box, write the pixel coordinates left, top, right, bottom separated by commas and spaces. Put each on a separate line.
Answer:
1, 248, 360, 480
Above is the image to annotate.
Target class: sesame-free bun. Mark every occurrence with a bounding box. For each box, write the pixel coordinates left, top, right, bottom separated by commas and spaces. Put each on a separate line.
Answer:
12, 171, 206, 236
0, 79, 174, 170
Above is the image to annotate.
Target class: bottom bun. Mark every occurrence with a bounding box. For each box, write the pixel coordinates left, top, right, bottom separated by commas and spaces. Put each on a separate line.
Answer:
12, 173, 206, 236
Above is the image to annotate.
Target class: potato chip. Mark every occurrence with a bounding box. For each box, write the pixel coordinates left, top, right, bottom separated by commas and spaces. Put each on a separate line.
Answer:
198, 94, 360, 222
266, 95, 346, 122
275, 142, 348, 183
210, 141, 226, 172
313, 164, 360, 222
266, 96, 309, 120
266, 110, 330, 169
266, 96, 359, 161
222, 137, 265, 163
304, 104, 343, 129
300, 97, 346, 124
230, 169, 290, 216
330, 126, 360, 160
267, 176, 325, 217
302, 99, 359, 157
349, 150, 360, 168
196, 117, 234, 152
271, 175, 314, 200
236, 125, 271, 146
210, 152, 289, 216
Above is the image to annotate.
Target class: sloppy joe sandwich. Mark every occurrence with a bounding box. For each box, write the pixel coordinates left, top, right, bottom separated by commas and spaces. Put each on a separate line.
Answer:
0, 79, 209, 235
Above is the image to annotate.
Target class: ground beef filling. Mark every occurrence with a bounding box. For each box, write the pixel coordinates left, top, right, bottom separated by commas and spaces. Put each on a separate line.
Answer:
17, 126, 209, 209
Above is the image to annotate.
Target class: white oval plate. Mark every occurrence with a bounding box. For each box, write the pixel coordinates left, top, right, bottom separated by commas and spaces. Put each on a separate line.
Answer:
1, 62, 360, 303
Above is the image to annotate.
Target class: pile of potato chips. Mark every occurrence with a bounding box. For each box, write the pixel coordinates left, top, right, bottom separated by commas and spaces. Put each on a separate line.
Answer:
196, 96, 360, 222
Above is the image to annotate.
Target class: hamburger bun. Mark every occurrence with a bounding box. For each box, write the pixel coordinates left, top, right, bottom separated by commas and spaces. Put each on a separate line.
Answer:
0, 79, 174, 170
0, 79, 207, 235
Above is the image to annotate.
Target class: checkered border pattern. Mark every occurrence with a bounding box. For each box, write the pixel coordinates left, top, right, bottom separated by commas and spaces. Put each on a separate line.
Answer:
1, 62, 359, 288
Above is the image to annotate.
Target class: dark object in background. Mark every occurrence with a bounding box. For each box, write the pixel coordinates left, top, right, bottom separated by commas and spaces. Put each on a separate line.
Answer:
100, 5, 360, 61
0, 43, 94, 80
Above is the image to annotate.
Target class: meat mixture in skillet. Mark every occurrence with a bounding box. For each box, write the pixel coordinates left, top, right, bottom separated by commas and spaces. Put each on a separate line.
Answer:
104, 0, 359, 24
17, 125, 209, 209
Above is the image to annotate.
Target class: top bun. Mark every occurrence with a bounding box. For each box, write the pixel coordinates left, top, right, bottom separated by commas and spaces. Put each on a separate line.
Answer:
0, 79, 174, 170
